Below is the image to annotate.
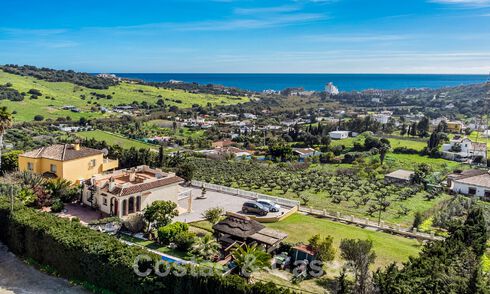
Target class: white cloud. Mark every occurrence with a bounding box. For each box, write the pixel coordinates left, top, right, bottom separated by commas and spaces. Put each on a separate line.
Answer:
303, 34, 411, 42
234, 5, 300, 15
429, 0, 490, 7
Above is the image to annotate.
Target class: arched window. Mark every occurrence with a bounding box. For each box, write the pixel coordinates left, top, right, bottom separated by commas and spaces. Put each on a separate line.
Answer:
136, 196, 141, 212
122, 199, 127, 216
128, 197, 135, 214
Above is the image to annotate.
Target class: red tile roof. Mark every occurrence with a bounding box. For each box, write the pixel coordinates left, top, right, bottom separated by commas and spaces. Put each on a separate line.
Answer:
20, 144, 103, 161
104, 176, 184, 196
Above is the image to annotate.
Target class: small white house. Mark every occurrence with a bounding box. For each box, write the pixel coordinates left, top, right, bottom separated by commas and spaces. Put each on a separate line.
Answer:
448, 170, 490, 199
329, 131, 350, 140
293, 148, 321, 159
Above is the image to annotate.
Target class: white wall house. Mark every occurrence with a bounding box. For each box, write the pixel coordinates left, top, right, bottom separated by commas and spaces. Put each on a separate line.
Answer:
292, 148, 321, 159
329, 131, 350, 140
441, 138, 487, 162
448, 170, 490, 199
82, 165, 184, 218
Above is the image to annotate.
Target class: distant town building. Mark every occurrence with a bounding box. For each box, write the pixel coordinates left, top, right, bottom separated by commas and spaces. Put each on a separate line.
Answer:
384, 169, 414, 185
293, 148, 321, 159
446, 121, 464, 133
329, 131, 350, 140
325, 82, 339, 95
212, 139, 235, 148
442, 137, 487, 162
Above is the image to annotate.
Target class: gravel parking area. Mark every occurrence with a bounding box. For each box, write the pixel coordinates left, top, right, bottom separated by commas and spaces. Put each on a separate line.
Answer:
175, 186, 290, 223
0, 243, 89, 294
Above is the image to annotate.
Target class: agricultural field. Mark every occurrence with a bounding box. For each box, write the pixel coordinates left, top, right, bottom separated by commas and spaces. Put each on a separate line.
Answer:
75, 130, 158, 150
0, 70, 248, 121
189, 158, 452, 226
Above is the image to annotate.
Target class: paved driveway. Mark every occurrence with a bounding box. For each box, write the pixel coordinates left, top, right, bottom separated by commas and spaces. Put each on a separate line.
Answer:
0, 243, 89, 294
175, 186, 289, 223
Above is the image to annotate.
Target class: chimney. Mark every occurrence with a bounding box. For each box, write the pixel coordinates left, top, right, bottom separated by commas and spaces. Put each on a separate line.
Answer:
108, 177, 116, 192
129, 169, 136, 182
73, 139, 81, 151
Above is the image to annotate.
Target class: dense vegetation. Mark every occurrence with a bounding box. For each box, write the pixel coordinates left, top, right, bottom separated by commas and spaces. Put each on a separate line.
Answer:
0, 199, 288, 294
374, 207, 489, 293
0, 82, 23, 101
0, 64, 118, 89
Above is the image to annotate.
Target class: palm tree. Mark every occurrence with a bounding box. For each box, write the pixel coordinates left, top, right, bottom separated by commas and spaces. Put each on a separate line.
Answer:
231, 243, 271, 281
0, 107, 13, 171
191, 234, 221, 260
44, 178, 72, 201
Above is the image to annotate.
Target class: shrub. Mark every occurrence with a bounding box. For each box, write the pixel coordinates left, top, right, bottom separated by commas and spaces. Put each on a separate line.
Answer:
174, 231, 196, 251
50, 199, 64, 213
34, 115, 44, 121
123, 214, 145, 233
393, 147, 420, 154
157, 222, 189, 244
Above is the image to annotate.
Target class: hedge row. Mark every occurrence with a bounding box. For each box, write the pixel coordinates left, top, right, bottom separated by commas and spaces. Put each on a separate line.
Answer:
0, 199, 288, 294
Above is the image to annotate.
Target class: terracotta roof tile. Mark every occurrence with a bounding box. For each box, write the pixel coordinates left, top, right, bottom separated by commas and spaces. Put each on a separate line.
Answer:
116, 176, 183, 196
21, 144, 103, 161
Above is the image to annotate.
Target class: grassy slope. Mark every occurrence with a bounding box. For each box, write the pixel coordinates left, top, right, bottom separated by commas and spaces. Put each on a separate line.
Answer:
0, 70, 248, 121
266, 213, 420, 268
76, 130, 158, 150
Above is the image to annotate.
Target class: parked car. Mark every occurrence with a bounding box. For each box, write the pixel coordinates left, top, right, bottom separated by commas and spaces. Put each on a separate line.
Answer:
242, 201, 268, 216
257, 199, 280, 212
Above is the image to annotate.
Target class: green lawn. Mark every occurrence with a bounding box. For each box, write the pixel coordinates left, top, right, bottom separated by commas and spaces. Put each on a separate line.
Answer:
118, 234, 189, 259
330, 135, 427, 151
383, 153, 462, 172
266, 213, 421, 268
0, 70, 248, 121
76, 130, 158, 150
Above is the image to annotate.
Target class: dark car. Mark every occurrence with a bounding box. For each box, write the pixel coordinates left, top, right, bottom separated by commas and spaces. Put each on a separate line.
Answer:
242, 201, 269, 216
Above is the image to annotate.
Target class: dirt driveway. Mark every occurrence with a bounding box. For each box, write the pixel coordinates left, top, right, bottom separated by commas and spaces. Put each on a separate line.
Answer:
0, 243, 89, 294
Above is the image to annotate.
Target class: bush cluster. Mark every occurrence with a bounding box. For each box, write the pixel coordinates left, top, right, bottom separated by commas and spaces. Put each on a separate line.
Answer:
1, 64, 118, 89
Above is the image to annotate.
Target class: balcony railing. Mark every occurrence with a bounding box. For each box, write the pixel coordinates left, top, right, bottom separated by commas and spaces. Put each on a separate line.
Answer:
102, 158, 119, 171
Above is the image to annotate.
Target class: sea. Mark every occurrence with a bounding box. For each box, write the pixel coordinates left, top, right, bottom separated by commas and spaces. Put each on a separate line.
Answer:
113, 73, 489, 92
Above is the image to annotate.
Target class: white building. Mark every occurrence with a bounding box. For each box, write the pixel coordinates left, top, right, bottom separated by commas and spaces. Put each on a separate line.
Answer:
329, 131, 350, 140
448, 170, 490, 199
293, 148, 321, 159
325, 82, 339, 95
82, 165, 185, 218
441, 137, 487, 162
373, 112, 392, 124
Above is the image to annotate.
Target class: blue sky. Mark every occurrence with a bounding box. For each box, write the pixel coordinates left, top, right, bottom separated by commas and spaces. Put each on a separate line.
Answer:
1, 0, 490, 73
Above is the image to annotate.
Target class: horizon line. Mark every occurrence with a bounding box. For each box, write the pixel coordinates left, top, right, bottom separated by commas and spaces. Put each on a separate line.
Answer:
101, 72, 490, 76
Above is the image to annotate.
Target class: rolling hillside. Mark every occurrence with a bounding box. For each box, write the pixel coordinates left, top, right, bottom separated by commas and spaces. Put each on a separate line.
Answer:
0, 70, 248, 122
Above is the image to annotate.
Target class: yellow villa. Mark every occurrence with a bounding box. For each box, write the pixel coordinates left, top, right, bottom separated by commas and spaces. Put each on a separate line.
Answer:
18, 143, 119, 184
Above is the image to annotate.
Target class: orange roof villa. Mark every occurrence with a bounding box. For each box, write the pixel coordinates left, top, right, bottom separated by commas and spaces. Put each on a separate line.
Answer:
82, 165, 184, 218
18, 143, 119, 184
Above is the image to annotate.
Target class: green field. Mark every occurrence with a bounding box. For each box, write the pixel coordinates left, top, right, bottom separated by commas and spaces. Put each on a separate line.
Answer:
266, 213, 421, 268
331, 135, 428, 151
0, 70, 248, 121
76, 130, 158, 150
